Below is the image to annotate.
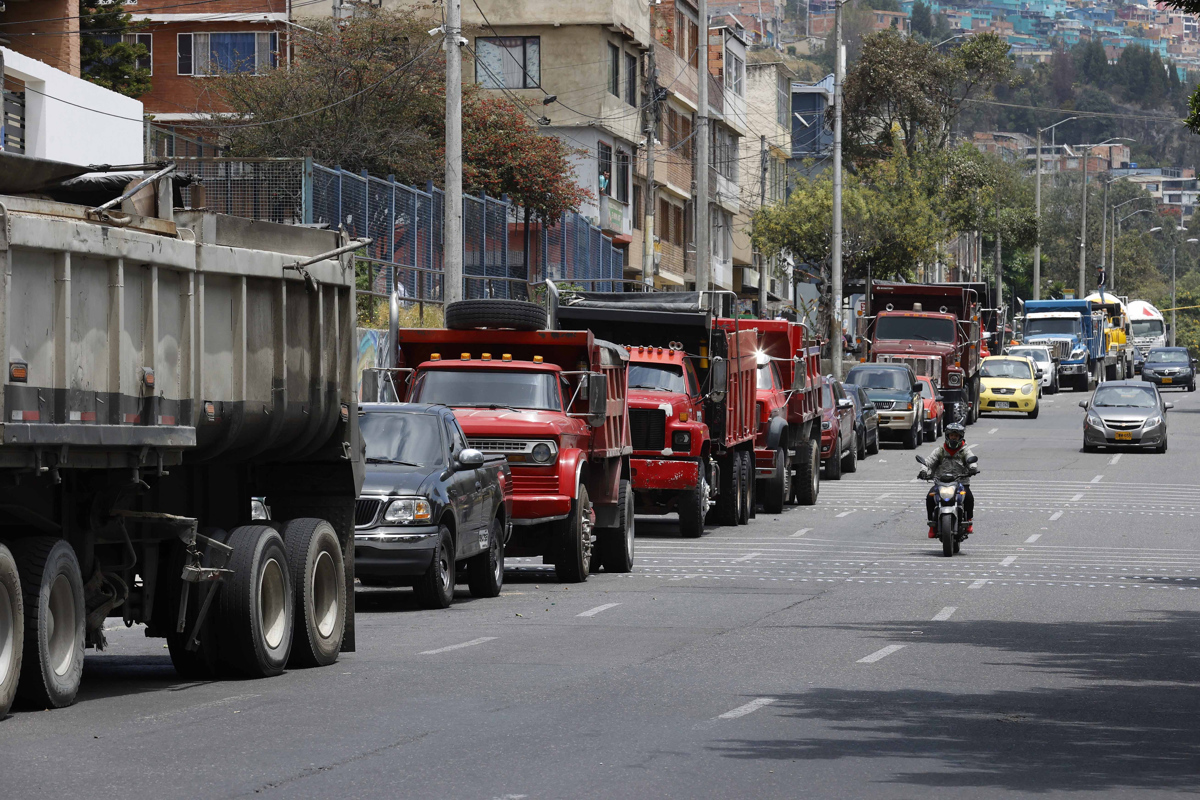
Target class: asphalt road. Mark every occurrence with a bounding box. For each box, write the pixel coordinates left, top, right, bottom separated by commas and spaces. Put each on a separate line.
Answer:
3, 387, 1200, 798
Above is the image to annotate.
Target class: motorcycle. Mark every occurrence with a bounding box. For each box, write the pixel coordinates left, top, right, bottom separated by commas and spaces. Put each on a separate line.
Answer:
915, 453, 979, 557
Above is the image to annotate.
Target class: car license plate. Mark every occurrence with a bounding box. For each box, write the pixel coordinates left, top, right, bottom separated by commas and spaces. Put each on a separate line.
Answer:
1115, 431, 1132, 441
1162, 377, 1173, 384
994, 401, 1012, 408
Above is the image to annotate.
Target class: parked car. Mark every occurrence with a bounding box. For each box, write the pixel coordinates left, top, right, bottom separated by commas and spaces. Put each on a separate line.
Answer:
844, 363, 924, 449
916, 376, 944, 440
1008, 345, 1057, 394
844, 384, 881, 459
819, 377, 857, 479
1081, 381, 1172, 453
979, 356, 1040, 418
1140, 347, 1197, 391
354, 403, 513, 608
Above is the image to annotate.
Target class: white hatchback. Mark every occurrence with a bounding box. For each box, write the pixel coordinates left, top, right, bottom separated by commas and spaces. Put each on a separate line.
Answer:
1007, 346, 1056, 394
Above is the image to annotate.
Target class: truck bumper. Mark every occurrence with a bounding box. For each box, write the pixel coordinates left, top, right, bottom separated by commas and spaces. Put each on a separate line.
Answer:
512, 494, 573, 524
354, 525, 440, 577
1059, 361, 1087, 376
877, 409, 917, 432
631, 457, 700, 492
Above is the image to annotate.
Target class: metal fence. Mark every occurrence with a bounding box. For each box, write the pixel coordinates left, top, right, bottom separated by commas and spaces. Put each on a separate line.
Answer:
146, 124, 223, 160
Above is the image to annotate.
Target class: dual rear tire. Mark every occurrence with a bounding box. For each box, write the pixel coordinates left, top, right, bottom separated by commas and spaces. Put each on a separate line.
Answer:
10, 538, 84, 709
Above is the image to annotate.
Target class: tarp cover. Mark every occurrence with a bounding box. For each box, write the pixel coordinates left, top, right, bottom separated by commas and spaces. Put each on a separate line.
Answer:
0, 151, 92, 194
561, 291, 705, 313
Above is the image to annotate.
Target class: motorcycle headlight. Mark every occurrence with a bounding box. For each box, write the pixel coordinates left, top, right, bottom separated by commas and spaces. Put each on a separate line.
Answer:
384, 497, 432, 524
672, 430, 692, 451
937, 485, 957, 501
1086, 412, 1103, 428
1021, 383, 1034, 395
531, 442, 555, 463
1144, 415, 1162, 428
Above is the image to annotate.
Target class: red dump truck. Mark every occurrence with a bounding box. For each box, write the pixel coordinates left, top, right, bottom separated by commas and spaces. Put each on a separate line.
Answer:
554, 291, 756, 538
718, 319, 823, 512
389, 300, 632, 582
866, 282, 983, 424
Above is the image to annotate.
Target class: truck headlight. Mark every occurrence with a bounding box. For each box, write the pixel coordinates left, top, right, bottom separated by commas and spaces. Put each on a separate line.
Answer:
384, 498, 432, 524
531, 442, 555, 463
672, 430, 692, 451
821, 421, 832, 431
1071, 346, 1087, 358
1021, 383, 1034, 395
947, 373, 963, 388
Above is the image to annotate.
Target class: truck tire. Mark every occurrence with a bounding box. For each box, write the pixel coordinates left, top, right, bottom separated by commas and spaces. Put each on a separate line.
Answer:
747, 453, 757, 520
414, 525, 456, 608
12, 538, 84, 708
717, 453, 742, 525
467, 516, 506, 597
762, 447, 790, 514
555, 486, 592, 583
217, 526, 294, 678
445, 299, 546, 332
678, 474, 707, 538
281, 519, 346, 668
794, 438, 820, 505
824, 436, 843, 480
597, 480, 635, 573
737, 451, 752, 525
0, 543, 24, 718
166, 530, 227, 680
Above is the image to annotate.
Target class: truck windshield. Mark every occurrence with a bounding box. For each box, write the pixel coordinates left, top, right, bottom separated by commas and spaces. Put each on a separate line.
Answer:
629, 364, 686, 393
360, 412, 445, 466
845, 367, 910, 391
412, 369, 562, 411
1131, 319, 1165, 337
756, 363, 783, 391
1025, 317, 1081, 336
874, 316, 956, 342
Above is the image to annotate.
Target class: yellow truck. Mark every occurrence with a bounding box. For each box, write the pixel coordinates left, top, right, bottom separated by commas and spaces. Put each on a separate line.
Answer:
1083, 292, 1136, 381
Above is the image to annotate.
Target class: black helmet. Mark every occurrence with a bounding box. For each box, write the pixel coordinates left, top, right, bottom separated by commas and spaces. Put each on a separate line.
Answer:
945, 422, 965, 449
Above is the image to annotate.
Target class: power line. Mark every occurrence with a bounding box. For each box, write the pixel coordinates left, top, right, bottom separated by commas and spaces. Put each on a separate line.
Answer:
966, 97, 1185, 125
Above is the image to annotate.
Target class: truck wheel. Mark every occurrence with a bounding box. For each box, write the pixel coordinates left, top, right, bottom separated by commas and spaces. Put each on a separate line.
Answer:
718, 454, 742, 525
12, 538, 84, 708
824, 437, 843, 481
737, 451, 752, 525
0, 543, 24, 718
678, 475, 708, 538
166, 530, 227, 680
467, 516, 506, 597
445, 299, 546, 332
842, 430, 858, 473
794, 438, 820, 505
281, 519, 346, 668
747, 453, 758, 520
597, 480, 635, 573
414, 525, 456, 608
217, 526, 294, 678
763, 447, 790, 514
555, 486, 592, 583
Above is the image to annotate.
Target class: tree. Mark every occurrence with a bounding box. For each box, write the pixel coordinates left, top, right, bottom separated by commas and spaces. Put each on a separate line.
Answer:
1072, 40, 1109, 89
910, 1, 932, 39
1048, 47, 1075, 105
80, 0, 151, 98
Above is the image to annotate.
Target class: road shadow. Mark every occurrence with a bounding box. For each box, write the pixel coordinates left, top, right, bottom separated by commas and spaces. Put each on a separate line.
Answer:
709, 611, 1200, 792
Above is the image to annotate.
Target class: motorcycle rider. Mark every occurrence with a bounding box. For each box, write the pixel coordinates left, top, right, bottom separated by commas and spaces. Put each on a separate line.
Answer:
921, 422, 975, 537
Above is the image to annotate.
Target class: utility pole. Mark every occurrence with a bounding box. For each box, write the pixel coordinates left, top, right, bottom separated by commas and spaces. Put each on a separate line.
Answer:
1078, 147, 1088, 299
994, 193, 1003, 317
695, 0, 711, 294
444, 0, 464, 304
758, 133, 768, 315
642, 47, 659, 288
830, 0, 845, 378
1099, 176, 1110, 280
1033, 126, 1042, 300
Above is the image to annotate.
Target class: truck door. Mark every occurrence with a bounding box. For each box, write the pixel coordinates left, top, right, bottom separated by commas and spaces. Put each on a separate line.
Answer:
443, 416, 482, 554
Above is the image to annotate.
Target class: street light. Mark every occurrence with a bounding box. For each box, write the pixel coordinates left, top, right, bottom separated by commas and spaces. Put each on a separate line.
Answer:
1150, 225, 1190, 346
934, 32, 970, 47
1033, 117, 1077, 299
1114, 208, 1153, 292
1078, 137, 1135, 298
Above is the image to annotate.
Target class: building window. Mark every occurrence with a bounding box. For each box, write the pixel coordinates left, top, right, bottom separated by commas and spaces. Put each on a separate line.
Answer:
726, 52, 744, 96
633, 185, 643, 230
93, 33, 153, 74
598, 141, 613, 197
625, 52, 638, 106
476, 37, 540, 89
777, 74, 789, 128
680, 115, 693, 159
659, 197, 671, 243
666, 108, 679, 148
178, 32, 277, 76
615, 149, 630, 203
673, 203, 684, 247
609, 43, 620, 97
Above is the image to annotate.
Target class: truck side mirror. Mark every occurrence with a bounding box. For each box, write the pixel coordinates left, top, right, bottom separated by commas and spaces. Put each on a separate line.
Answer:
791, 356, 806, 391
457, 448, 485, 468
710, 356, 728, 403
587, 373, 608, 427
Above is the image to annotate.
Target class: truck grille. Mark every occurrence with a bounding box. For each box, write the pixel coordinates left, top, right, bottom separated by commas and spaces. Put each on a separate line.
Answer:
876, 354, 942, 383
511, 472, 560, 494
872, 400, 895, 410
629, 408, 666, 451
355, 498, 382, 527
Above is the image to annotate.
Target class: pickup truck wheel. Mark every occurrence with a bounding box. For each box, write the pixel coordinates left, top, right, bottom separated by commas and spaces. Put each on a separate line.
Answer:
762, 448, 789, 514
414, 525, 456, 608
281, 519, 346, 668
842, 431, 858, 473
678, 475, 708, 538
12, 538, 85, 708
717, 454, 742, 525
867, 426, 881, 455
737, 451, 752, 525
445, 299, 547, 331
824, 437, 843, 481
467, 517, 505, 597
166, 531, 227, 679
0, 543, 24, 717
216, 526, 294, 677
794, 438, 820, 505
597, 480, 635, 573
555, 486, 592, 583
903, 419, 920, 450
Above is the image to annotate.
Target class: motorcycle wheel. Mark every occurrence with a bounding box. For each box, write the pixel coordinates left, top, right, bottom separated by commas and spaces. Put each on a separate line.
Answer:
939, 516, 954, 557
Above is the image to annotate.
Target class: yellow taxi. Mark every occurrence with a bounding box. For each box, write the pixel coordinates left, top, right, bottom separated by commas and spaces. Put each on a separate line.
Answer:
979, 355, 1040, 418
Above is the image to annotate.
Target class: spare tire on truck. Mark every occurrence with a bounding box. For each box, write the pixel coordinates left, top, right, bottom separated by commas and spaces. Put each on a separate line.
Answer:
445, 299, 547, 331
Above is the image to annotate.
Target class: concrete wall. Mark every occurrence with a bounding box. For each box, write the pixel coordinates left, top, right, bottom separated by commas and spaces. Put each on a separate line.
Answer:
2, 47, 144, 165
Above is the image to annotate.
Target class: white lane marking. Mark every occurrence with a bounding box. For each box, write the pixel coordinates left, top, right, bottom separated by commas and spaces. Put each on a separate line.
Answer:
876, 493, 892, 501
858, 644, 906, 663
732, 552, 763, 562
790, 528, 812, 538
1000, 556, 1018, 566
1070, 493, 1084, 502
1092, 475, 1104, 483
1049, 511, 1063, 521
988, 427, 998, 434
968, 579, 989, 589
419, 637, 497, 655
836, 510, 857, 518
717, 697, 777, 719
932, 606, 957, 621
577, 603, 621, 618
1110, 453, 1122, 465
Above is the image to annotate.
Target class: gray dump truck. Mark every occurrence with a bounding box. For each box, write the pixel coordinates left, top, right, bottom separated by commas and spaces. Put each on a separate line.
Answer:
0, 156, 364, 715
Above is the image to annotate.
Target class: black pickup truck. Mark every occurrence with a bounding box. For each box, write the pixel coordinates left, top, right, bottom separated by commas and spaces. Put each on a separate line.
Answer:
354, 403, 512, 608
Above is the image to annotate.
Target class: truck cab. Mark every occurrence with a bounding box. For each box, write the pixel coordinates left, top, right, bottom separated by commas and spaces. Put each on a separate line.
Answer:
1022, 300, 1102, 391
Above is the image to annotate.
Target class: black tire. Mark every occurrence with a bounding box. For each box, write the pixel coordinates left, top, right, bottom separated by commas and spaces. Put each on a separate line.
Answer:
940, 517, 954, 558
923, 417, 937, 441
718, 454, 742, 525
903, 419, 920, 450
1083, 443, 1098, 453
953, 538, 961, 554
842, 430, 858, 473
737, 451, 752, 525
467, 516, 506, 597
857, 426, 868, 460
280, 518, 346, 668
217, 526, 294, 678
867, 426, 881, 455
555, 486, 592, 583
1157, 437, 1169, 454
12, 538, 84, 708
597, 480, 635, 573
0, 543, 24, 718
679, 473, 708, 538
1028, 404, 1039, 420
748, 453, 758, 520
825, 436, 843, 480
794, 437, 820, 505
166, 530, 227, 680
1189, 381, 1196, 392
445, 299, 546, 331
414, 525, 456, 608
762, 447, 790, 514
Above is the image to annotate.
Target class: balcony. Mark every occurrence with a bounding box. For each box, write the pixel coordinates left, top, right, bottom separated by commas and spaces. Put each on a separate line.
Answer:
654, 41, 697, 108
600, 195, 632, 237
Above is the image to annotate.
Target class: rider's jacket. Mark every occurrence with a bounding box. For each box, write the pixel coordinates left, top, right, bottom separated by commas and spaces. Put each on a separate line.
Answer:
925, 441, 974, 486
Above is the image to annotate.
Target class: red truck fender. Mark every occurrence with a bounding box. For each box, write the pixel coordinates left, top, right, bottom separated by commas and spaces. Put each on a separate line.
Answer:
556, 449, 587, 502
